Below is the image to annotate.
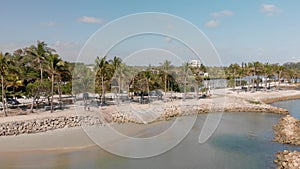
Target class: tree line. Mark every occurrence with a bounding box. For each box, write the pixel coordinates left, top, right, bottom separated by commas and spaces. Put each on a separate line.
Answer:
2, 41, 300, 116
76, 57, 210, 104
0, 41, 72, 116
224, 61, 300, 90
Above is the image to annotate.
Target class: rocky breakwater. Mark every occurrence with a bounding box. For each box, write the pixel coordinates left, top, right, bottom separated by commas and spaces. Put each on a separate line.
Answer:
106, 102, 289, 124
273, 115, 300, 168
224, 102, 289, 114
274, 150, 300, 169
273, 115, 300, 145
110, 111, 144, 124
0, 116, 102, 136
107, 106, 183, 124
159, 106, 181, 120
107, 104, 210, 124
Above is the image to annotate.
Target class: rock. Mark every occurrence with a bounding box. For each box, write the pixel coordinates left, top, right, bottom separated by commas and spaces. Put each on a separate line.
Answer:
275, 150, 300, 169
0, 115, 103, 137
273, 115, 300, 145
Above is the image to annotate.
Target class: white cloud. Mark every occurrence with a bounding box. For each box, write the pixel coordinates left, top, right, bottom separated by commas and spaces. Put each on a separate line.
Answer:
52, 41, 75, 48
261, 4, 282, 16
205, 20, 220, 28
206, 10, 233, 28
78, 16, 103, 24
41, 21, 57, 27
212, 10, 234, 18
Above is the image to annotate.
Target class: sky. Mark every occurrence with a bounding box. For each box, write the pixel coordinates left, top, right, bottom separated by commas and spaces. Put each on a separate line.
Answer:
1, 0, 300, 66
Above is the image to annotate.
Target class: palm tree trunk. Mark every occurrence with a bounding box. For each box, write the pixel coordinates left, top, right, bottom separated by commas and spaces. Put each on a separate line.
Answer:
1, 75, 7, 117
247, 77, 250, 92
50, 74, 54, 113
58, 81, 62, 109
277, 72, 281, 90
117, 76, 121, 104
264, 74, 268, 91
40, 64, 43, 83
118, 69, 122, 94
164, 74, 167, 93
183, 76, 187, 101
233, 70, 236, 90
101, 76, 104, 105
118, 76, 121, 94
30, 97, 35, 113
256, 76, 260, 91
146, 79, 150, 101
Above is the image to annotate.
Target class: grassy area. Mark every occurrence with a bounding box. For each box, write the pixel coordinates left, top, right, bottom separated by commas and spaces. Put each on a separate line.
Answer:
248, 100, 261, 105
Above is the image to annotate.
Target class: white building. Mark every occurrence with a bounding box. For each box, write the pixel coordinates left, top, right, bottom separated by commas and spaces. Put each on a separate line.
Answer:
190, 60, 201, 67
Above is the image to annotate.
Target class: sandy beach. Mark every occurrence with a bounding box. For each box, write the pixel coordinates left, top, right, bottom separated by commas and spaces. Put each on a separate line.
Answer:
0, 88, 299, 135
0, 88, 300, 123
0, 88, 299, 169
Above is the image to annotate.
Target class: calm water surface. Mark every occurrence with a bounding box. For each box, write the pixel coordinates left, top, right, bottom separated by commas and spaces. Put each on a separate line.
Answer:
272, 99, 300, 119
1, 100, 300, 169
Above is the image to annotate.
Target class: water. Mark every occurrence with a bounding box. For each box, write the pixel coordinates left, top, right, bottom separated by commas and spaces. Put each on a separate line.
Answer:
272, 99, 300, 119
0, 100, 300, 169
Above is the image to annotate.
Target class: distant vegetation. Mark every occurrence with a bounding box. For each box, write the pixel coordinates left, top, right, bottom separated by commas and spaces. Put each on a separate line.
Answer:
224, 62, 300, 90
1, 40, 300, 116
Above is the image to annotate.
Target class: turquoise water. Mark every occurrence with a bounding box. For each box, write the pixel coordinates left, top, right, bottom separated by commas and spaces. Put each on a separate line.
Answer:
1, 100, 300, 169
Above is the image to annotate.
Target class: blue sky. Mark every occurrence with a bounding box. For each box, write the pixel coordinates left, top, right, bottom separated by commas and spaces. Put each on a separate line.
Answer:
1, 0, 300, 65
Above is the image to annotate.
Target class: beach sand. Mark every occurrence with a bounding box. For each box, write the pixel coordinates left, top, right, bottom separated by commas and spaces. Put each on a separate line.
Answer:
0, 88, 299, 169
1, 88, 300, 124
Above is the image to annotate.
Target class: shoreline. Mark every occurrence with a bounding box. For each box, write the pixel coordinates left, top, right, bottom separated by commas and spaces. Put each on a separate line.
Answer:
0, 89, 300, 168
0, 89, 299, 136
262, 94, 300, 104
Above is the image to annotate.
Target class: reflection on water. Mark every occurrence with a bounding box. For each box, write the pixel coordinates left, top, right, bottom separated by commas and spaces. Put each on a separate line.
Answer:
1, 100, 300, 169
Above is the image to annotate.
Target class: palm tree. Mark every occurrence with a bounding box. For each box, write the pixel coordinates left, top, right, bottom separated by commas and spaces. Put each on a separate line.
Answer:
246, 62, 263, 91
264, 63, 274, 90
160, 60, 172, 93
253, 61, 264, 90
275, 64, 285, 90
45, 53, 65, 112
293, 69, 300, 83
0, 53, 9, 116
110, 56, 122, 101
6, 76, 24, 98
190, 64, 207, 96
2, 52, 24, 98
225, 64, 240, 89
182, 62, 189, 100
25, 41, 54, 83
14, 49, 39, 86
95, 56, 109, 105
144, 70, 152, 100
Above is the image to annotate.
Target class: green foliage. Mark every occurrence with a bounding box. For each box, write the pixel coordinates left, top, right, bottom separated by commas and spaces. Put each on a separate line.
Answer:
72, 63, 94, 95
26, 80, 51, 99
1, 40, 300, 106
248, 100, 261, 104
200, 87, 208, 93
62, 82, 72, 94
227, 79, 235, 88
